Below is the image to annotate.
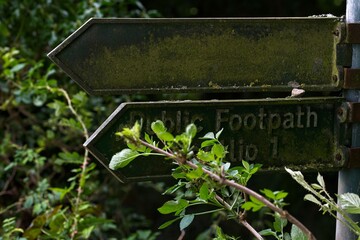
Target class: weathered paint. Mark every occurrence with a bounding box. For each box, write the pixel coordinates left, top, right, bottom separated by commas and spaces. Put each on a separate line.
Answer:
48, 18, 343, 95
84, 97, 347, 182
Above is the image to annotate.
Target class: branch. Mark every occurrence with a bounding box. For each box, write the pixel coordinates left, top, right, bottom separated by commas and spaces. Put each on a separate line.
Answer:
215, 195, 264, 240
137, 138, 316, 240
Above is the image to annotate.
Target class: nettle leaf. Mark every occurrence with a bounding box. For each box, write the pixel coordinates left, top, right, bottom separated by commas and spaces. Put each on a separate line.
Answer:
109, 149, 139, 170
339, 193, 360, 214
158, 199, 189, 214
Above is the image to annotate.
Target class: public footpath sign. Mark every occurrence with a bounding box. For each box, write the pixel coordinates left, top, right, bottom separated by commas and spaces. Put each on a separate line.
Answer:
83, 97, 347, 183
48, 17, 360, 183
48, 17, 343, 95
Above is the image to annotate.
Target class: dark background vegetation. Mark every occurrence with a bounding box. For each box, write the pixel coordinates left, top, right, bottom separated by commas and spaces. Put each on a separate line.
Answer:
0, 0, 347, 239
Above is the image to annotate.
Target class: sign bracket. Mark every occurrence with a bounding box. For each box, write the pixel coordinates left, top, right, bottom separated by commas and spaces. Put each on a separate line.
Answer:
342, 23, 360, 89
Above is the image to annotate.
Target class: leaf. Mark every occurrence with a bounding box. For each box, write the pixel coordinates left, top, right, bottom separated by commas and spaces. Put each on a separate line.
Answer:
158, 199, 189, 214
109, 149, 139, 170
197, 150, 214, 162
304, 194, 322, 206
201, 132, 215, 139
275, 191, 288, 200
185, 123, 197, 139
186, 167, 203, 179
242, 160, 250, 171
158, 131, 174, 142
151, 120, 167, 134
261, 189, 276, 200
317, 173, 326, 188
199, 183, 209, 200
259, 229, 278, 237
339, 193, 360, 214
158, 218, 180, 229
212, 144, 225, 159
273, 213, 287, 232
201, 139, 217, 148
180, 214, 194, 230
215, 128, 224, 139
290, 224, 308, 240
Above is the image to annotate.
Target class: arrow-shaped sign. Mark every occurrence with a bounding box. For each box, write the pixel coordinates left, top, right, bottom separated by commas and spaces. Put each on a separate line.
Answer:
84, 97, 346, 183
48, 18, 342, 95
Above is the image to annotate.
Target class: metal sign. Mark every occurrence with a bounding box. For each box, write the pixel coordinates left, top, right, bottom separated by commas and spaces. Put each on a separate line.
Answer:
48, 17, 343, 95
84, 97, 346, 183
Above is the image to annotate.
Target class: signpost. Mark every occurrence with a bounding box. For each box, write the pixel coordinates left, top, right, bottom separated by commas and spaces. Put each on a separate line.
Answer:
48, 17, 343, 95
49, 14, 360, 239
84, 97, 346, 183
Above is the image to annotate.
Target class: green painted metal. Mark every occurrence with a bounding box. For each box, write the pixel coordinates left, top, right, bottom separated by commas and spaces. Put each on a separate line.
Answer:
84, 97, 347, 183
48, 18, 343, 95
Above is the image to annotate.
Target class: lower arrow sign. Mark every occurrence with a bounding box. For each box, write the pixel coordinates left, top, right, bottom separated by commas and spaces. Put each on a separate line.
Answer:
84, 97, 346, 183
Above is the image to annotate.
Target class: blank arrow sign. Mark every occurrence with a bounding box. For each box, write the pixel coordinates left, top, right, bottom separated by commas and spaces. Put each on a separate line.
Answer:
48, 17, 342, 95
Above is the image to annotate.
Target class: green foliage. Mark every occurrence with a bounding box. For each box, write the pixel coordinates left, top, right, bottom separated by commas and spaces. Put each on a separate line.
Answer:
0, 1, 161, 239
286, 168, 360, 237
112, 120, 310, 239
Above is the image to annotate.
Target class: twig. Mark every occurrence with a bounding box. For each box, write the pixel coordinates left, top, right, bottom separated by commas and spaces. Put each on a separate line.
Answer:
177, 230, 185, 240
137, 138, 316, 240
215, 195, 264, 240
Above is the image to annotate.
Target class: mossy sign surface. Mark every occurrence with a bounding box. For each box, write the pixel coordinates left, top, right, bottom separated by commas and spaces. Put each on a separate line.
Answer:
48, 18, 342, 95
84, 97, 346, 182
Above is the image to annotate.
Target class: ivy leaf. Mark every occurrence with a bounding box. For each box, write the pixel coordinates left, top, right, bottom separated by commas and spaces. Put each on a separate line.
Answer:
109, 149, 139, 170
339, 193, 360, 214
158, 199, 189, 214
180, 214, 194, 230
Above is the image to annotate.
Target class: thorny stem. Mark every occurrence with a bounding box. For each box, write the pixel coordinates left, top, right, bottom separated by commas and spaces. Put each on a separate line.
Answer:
48, 86, 90, 239
215, 195, 264, 240
136, 138, 316, 240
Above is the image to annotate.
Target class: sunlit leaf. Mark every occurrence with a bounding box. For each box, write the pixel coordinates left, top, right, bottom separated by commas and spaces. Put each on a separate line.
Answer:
339, 193, 360, 214
185, 123, 197, 139
304, 194, 321, 206
158, 199, 189, 214
109, 149, 139, 170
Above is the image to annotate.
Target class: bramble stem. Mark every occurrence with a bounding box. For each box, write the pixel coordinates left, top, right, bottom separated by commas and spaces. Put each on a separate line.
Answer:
136, 138, 316, 240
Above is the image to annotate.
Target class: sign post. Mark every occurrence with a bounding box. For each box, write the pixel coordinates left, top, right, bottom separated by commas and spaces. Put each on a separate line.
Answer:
336, 1, 360, 239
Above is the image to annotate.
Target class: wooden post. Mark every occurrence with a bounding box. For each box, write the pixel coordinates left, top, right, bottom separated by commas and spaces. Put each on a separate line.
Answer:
336, 1, 360, 239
